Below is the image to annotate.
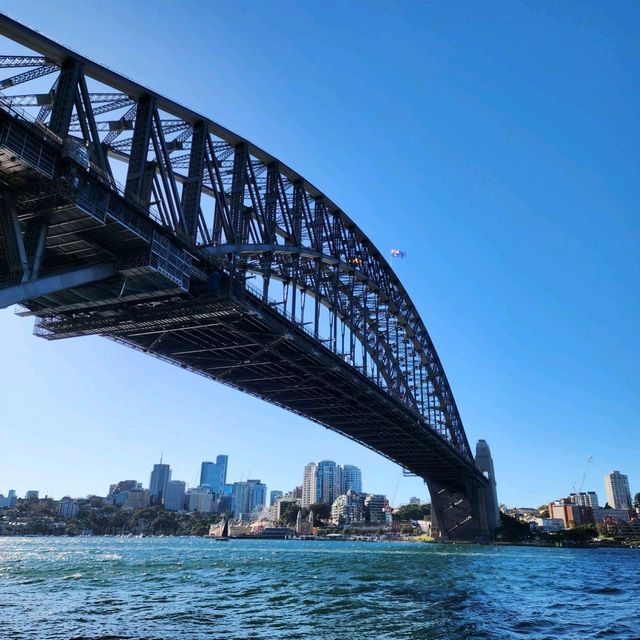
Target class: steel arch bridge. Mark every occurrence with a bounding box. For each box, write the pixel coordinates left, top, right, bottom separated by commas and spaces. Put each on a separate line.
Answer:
0, 15, 499, 540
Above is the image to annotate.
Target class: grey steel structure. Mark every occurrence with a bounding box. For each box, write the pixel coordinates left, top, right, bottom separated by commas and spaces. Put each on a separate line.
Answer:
0, 15, 498, 540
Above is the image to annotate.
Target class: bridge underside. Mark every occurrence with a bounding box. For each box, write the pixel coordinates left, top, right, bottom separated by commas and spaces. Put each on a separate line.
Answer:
29, 279, 476, 484
12, 273, 490, 540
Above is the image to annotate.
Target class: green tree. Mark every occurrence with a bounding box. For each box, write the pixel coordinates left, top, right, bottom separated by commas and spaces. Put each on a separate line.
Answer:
538, 505, 549, 518
309, 502, 331, 523
279, 503, 300, 526
396, 504, 430, 521
494, 512, 530, 542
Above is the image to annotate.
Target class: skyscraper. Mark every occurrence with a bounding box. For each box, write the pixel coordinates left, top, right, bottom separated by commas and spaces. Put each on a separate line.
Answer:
231, 482, 250, 518
231, 479, 267, 517
164, 480, 186, 512
315, 460, 342, 505
149, 462, 171, 505
270, 490, 283, 507
248, 480, 267, 513
604, 470, 632, 510
342, 465, 362, 494
302, 462, 317, 506
199, 455, 228, 497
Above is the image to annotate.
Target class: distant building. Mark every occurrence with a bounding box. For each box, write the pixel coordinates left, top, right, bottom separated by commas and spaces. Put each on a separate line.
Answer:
276, 499, 299, 521
592, 507, 632, 523
231, 480, 267, 518
108, 480, 140, 498
409, 497, 421, 505
199, 455, 228, 497
25, 490, 39, 500
570, 491, 599, 509
0, 490, 17, 509
604, 471, 632, 510
364, 494, 387, 524
122, 488, 150, 511
248, 480, 267, 513
58, 498, 79, 519
149, 463, 171, 505
187, 487, 213, 513
302, 463, 317, 506
315, 461, 342, 505
532, 517, 564, 532
331, 490, 365, 524
270, 490, 283, 506
549, 498, 594, 528
342, 465, 362, 494
164, 480, 186, 512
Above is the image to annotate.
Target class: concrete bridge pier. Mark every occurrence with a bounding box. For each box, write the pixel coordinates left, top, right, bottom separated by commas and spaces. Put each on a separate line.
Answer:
427, 439, 499, 541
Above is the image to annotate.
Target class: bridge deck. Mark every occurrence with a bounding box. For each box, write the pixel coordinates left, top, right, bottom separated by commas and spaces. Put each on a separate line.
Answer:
33, 284, 481, 483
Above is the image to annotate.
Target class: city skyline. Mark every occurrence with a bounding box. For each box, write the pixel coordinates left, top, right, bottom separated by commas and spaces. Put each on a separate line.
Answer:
2, 453, 637, 513
0, 2, 637, 507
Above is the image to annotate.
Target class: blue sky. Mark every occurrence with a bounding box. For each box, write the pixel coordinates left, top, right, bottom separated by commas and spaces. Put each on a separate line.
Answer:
0, 1, 638, 507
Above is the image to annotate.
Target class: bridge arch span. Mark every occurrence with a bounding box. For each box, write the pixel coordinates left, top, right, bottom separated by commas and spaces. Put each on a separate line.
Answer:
0, 14, 498, 539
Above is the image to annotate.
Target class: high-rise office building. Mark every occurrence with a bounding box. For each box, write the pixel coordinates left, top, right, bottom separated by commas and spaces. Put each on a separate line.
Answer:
231, 479, 267, 517
149, 462, 171, 505
270, 490, 283, 506
302, 463, 317, 506
604, 471, 632, 510
164, 480, 186, 512
315, 460, 342, 505
199, 455, 228, 497
231, 482, 250, 518
248, 480, 267, 513
342, 465, 362, 494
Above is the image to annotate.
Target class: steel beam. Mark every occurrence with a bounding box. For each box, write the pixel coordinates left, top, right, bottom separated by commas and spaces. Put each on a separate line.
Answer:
48, 58, 81, 139
0, 263, 115, 309
125, 94, 155, 202
181, 121, 206, 242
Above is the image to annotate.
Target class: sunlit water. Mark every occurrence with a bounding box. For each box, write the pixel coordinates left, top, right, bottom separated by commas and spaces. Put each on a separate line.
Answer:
0, 537, 639, 639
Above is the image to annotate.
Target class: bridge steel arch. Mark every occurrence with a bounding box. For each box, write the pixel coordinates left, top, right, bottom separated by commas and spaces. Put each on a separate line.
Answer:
0, 14, 499, 540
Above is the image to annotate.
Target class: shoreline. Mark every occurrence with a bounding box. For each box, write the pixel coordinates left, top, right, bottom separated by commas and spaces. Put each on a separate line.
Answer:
1, 533, 638, 549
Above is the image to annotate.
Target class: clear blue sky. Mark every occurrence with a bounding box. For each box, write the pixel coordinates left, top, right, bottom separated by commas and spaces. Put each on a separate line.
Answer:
0, 1, 638, 508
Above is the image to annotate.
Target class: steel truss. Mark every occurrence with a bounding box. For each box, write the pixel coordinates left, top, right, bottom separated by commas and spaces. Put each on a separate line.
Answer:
0, 14, 492, 539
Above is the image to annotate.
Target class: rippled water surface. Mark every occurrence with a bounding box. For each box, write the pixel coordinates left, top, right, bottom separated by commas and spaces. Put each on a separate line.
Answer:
1, 537, 639, 639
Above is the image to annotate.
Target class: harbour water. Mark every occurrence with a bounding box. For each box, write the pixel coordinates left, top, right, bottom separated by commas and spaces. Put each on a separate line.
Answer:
0, 537, 639, 639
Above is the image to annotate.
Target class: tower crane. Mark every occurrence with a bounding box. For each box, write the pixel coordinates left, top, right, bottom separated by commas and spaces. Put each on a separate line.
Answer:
573, 455, 594, 495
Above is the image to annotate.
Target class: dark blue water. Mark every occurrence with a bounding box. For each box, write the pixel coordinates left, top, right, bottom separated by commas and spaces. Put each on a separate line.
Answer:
0, 537, 638, 639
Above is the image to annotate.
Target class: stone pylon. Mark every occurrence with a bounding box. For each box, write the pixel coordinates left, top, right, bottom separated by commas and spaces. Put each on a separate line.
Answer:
475, 439, 500, 531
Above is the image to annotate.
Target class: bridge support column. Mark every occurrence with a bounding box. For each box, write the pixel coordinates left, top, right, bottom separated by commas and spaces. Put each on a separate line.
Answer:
475, 439, 500, 531
426, 477, 490, 542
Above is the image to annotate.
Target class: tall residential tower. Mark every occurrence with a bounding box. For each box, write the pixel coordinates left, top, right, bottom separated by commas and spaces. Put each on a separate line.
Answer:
604, 470, 632, 510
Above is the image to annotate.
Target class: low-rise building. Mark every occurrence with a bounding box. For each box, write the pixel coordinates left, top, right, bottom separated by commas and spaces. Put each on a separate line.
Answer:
592, 507, 632, 523
532, 517, 564, 532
